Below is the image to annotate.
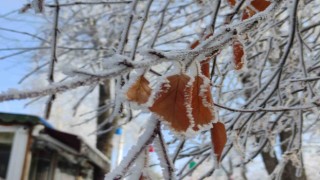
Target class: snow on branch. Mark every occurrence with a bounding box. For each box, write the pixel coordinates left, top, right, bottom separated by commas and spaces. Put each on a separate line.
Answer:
0, 0, 281, 103
0, 77, 100, 102
105, 117, 159, 180
154, 130, 176, 180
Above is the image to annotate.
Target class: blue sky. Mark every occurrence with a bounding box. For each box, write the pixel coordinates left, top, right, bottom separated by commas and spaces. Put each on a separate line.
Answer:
0, 1, 42, 114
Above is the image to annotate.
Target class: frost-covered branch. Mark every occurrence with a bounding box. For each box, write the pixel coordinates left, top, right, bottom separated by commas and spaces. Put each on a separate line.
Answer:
105, 117, 159, 180
46, 1, 132, 7
154, 130, 175, 180
0, 77, 100, 102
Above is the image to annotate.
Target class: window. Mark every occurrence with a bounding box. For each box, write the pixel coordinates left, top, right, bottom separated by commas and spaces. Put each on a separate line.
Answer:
0, 133, 14, 179
29, 146, 95, 180
54, 158, 78, 180
29, 150, 54, 180
29, 150, 92, 180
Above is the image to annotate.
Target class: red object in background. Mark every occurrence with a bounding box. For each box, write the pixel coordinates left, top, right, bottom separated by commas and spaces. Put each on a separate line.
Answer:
148, 145, 154, 152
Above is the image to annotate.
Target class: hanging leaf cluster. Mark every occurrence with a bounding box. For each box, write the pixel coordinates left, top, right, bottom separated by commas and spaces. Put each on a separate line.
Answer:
148, 69, 216, 134
125, 32, 228, 162
126, 71, 215, 135
227, 0, 271, 70
190, 35, 227, 162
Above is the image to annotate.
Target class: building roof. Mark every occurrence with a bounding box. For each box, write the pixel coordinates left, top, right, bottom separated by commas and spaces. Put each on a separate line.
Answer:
0, 112, 54, 128
0, 112, 109, 169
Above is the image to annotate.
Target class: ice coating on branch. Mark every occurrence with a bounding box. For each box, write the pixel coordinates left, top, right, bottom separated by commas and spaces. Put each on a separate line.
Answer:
154, 136, 176, 180
102, 54, 130, 69
184, 75, 200, 137
140, 48, 170, 61
104, 117, 158, 180
0, 77, 100, 102
127, 153, 145, 179
2, 88, 22, 100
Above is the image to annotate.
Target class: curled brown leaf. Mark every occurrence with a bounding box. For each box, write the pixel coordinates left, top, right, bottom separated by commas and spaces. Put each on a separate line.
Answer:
210, 122, 227, 162
127, 75, 152, 105
191, 75, 215, 131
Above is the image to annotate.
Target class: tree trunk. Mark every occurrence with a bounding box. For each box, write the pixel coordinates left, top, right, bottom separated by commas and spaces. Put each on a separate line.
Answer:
94, 80, 116, 180
261, 150, 278, 174
240, 73, 279, 175
280, 131, 307, 180
239, 63, 307, 179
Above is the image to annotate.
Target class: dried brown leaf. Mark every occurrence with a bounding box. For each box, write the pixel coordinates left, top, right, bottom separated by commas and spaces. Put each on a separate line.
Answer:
233, 40, 245, 70
149, 74, 192, 133
127, 76, 152, 105
242, 0, 271, 20
210, 122, 227, 162
191, 75, 215, 131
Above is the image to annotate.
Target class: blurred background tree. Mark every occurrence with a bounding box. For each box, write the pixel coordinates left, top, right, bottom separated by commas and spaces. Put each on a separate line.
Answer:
0, 0, 320, 179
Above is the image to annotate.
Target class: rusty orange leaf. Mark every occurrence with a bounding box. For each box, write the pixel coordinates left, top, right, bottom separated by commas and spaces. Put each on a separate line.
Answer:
227, 0, 236, 7
190, 39, 200, 50
191, 75, 215, 131
242, 6, 256, 20
126, 75, 152, 105
210, 122, 227, 162
242, 0, 271, 20
251, 0, 271, 12
149, 74, 192, 133
139, 174, 147, 180
233, 40, 245, 70
200, 58, 211, 78
139, 175, 144, 180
